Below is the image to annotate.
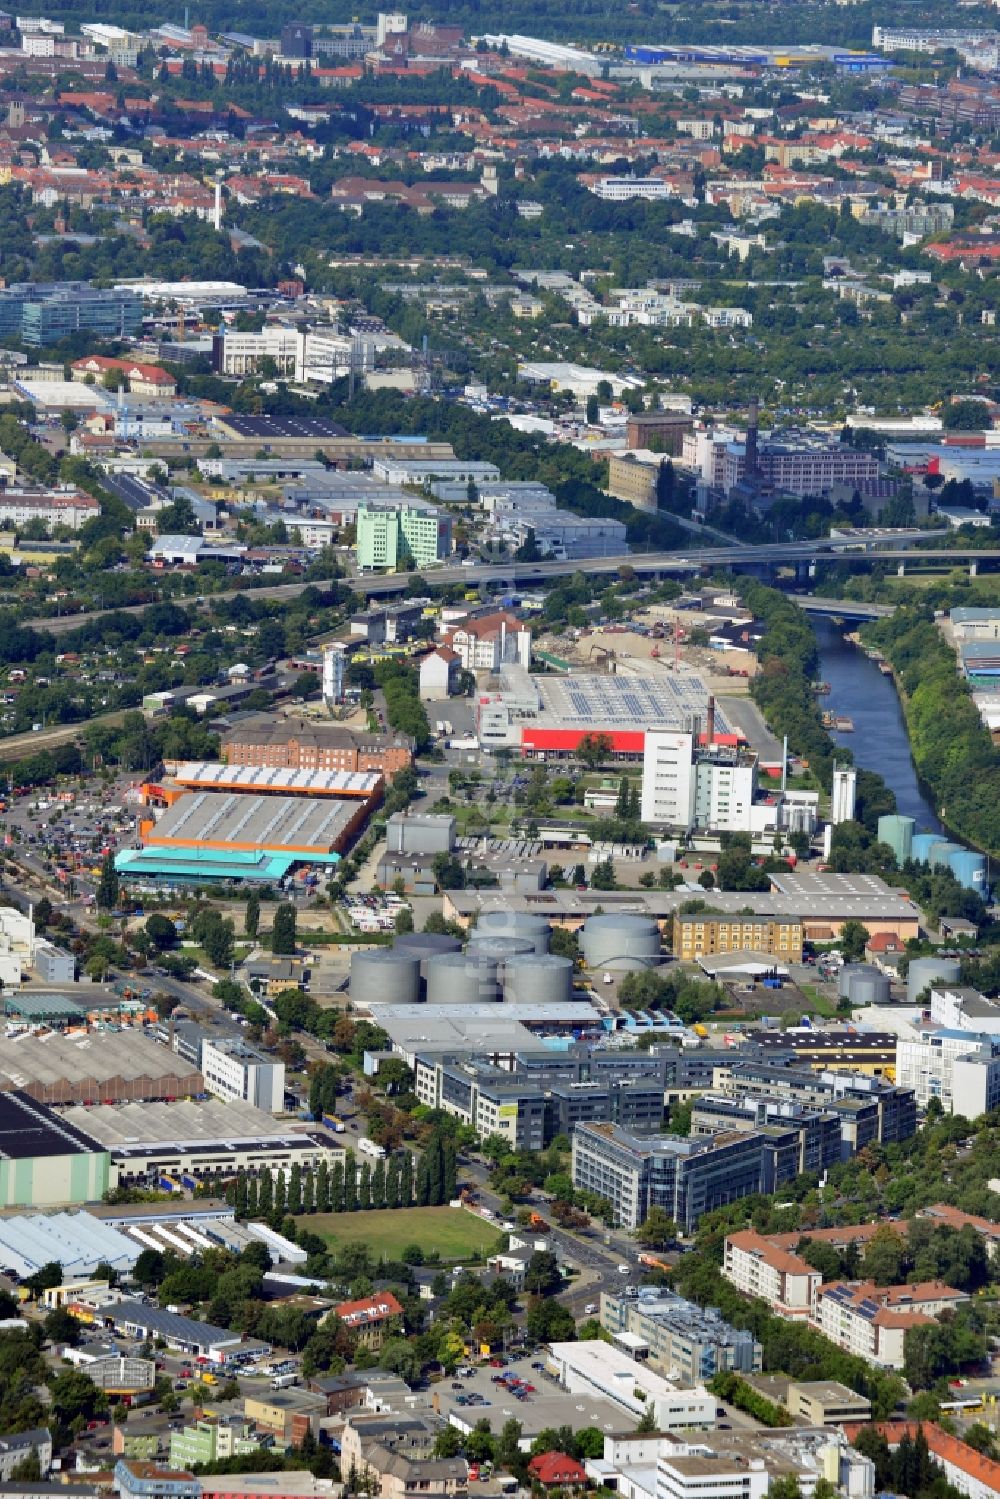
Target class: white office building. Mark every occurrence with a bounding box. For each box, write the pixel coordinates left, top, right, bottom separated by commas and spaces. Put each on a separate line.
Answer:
895, 1029, 1000, 1115
929, 987, 1000, 1035
547, 1341, 715, 1431
201, 1038, 285, 1113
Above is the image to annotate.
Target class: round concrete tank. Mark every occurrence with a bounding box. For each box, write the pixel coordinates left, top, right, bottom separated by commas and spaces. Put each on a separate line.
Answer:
929, 840, 963, 871
503, 954, 574, 1005
838, 963, 872, 1000
466, 935, 536, 978
350, 948, 421, 1005
949, 849, 988, 894
425, 952, 500, 1004
581, 914, 661, 971
907, 956, 961, 1005
474, 911, 551, 954
911, 833, 939, 865
877, 814, 914, 867
393, 931, 462, 978
846, 967, 891, 1007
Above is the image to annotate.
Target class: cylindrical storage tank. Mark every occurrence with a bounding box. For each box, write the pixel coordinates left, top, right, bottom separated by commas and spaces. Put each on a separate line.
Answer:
929, 840, 963, 871
425, 952, 499, 1005
949, 849, 988, 894
907, 957, 961, 1005
503, 954, 574, 1005
474, 911, 551, 954
393, 931, 462, 978
350, 948, 421, 1005
911, 832, 939, 865
838, 963, 871, 1000
877, 814, 914, 867
466, 935, 536, 979
847, 967, 891, 1007
581, 914, 661, 972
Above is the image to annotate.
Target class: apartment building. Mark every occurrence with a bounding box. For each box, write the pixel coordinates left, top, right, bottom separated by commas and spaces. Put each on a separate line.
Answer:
331, 1292, 404, 1352
600, 1288, 762, 1382
813, 1281, 968, 1369
672, 911, 804, 962
0, 489, 100, 532
723, 1230, 821, 1318
443, 611, 531, 673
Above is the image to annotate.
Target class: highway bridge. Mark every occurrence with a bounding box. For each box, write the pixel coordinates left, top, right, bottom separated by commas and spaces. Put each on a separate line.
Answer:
21, 529, 986, 636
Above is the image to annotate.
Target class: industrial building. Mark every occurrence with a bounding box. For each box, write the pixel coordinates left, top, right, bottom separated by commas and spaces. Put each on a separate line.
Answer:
476, 666, 737, 757
160, 763, 383, 804
220, 716, 414, 780
442, 875, 920, 941
0, 1033, 202, 1104
0, 1091, 111, 1206
117, 786, 373, 886
0, 1211, 140, 1276
102, 1303, 243, 1359
60, 1099, 344, 1185
360, 1003, 606, 1067
599, 1288, 762, 1383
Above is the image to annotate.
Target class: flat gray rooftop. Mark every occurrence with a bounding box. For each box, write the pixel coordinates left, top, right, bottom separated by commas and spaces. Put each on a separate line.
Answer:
149, 791, 359, 852
534, 671, 731, 733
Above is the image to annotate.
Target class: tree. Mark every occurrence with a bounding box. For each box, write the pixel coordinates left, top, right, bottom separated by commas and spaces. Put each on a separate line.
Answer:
96, 851, 119, 911
634, 1207, 679, 1250
394, 907, 414, 935
50, 1368, 108, 1426
245, 892, 260, 939
839, 920, 870, 962
943, 399, 990, 431
576, 733, 614, 770
523, 1251, 561, 1296
271, 902, 297, 955
43, 1306, 80, 1345
144, 913, 177, 951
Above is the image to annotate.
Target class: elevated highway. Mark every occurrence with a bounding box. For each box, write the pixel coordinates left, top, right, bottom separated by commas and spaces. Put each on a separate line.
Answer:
21, 529, 988, 636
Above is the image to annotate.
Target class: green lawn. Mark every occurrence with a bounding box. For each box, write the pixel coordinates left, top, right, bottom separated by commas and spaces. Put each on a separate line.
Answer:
310, 1206, 503, 1261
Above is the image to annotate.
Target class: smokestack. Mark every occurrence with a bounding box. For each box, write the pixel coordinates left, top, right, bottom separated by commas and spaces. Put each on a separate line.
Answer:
212, 180, 222, 233
706, 695, 715, 747
745, 396, 758, 479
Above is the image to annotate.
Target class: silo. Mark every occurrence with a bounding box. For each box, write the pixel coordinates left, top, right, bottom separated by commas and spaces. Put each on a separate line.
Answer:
393, 931, 462, 978
474, 911, 551, 955
581, 914, 661, 971
466, 935, 536, 978
425, 952, 499, 1005
948, 849, 988, 894
911, 833, 939, 865
929, 840, 963, 871
503, 954, 574, 1005
877, 814, 914, 867
907, 957, 961, 1004
838, 963, 872, 1000
846, 967, 891, 1006
350, 948, 421, 1005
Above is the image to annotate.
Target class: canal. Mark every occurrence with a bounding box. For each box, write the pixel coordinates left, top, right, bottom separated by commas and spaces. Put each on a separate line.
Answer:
812, 615, 942, 834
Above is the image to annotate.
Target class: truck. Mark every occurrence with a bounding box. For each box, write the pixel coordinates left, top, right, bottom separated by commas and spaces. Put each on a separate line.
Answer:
271, 1372, 300, 1390
322, 1113, 346, 1134
357, 1136, 386, 1160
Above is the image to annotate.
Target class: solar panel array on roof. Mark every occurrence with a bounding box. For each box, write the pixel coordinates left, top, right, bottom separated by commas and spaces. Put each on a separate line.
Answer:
534, 672, 731, 733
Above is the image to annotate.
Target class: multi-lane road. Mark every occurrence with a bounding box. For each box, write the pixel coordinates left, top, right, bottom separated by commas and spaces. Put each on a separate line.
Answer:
19, 528, 971, 637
